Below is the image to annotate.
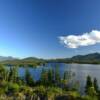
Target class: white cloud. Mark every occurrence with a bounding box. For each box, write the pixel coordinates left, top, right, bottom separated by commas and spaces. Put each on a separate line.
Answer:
59, 30, 100, 48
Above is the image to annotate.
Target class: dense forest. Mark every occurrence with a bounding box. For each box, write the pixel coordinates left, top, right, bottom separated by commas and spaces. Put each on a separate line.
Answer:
0, 64, 99, 100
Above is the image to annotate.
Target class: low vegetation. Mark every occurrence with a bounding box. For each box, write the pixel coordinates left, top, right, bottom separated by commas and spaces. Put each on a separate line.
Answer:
0, 64, 99, 100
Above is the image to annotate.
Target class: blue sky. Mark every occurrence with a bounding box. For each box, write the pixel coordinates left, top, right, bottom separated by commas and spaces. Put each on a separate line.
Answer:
0, 0, 100, 58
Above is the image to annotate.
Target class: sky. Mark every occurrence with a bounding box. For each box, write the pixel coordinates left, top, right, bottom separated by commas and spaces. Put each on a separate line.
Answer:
0, 0, 100, 58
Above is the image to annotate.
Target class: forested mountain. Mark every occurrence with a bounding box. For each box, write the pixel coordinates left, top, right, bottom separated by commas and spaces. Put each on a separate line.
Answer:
0, 57, 45, 67
47, 53, 100, 64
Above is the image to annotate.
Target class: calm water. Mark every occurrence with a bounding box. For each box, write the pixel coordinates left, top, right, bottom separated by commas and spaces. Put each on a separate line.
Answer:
8, 63, 100, 93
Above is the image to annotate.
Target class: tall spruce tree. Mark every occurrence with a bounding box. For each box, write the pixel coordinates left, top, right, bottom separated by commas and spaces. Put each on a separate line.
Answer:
8, 67, 14, 82
13, 66, 18, 83
0, 64, 6, 80
94, 77, 98, 92
25, 68, 34, 86
55, 66, 60, 84
48, 69, 54, 85
85, 75, 93, 94
40, 69, 48, 85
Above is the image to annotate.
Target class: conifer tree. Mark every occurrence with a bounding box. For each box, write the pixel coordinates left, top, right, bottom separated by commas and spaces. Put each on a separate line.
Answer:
55, 66, 60, 84
94, 77, 99, 92
85, 75, 93, 94
25, 68, 34, 86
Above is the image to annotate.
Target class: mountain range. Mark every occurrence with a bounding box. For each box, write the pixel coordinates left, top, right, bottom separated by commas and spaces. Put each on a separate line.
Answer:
47, 53, 100, 64
0, 52, 100, 66
0, 56, 18, 61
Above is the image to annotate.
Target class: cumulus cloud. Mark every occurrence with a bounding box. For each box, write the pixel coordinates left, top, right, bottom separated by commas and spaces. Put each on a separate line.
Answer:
59, 30, 100, 48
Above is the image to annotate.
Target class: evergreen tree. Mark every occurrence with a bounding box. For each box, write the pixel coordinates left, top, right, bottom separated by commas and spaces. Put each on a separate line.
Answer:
48, 69, 54, 85
40, 69, 48, 85
63, 71, 68, 80
4, 70, 9, 81
25, 68, 34, 86
13, 66, 18, 83
55, 66, 60, 84
0, 65, 6, 80
8, 67, 14, 82
8, 66, 18, 83
85, 75, 93, 94
93, 78, 99, 92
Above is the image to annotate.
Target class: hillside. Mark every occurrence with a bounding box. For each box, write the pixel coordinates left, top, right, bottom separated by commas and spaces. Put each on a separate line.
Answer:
47, 53, 100, 64
0, 57, 45, 67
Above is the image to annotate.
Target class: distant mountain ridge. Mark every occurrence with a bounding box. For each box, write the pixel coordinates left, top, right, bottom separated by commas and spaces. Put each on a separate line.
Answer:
70, 53, 100, 64
0, 56, 44, 62
1, 52, 100, 66
0, 56, 45, 67
47, 53, 100, 64
71, 53, 100, 59
22, 57, 44, 62
0, 56, 17, 61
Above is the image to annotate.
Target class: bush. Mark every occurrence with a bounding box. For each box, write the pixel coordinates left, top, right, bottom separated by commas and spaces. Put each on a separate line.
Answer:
8, 82, 19, 93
